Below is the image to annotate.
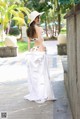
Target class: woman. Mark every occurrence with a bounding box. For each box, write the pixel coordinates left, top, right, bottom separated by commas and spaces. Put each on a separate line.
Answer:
24, 11, 56, 103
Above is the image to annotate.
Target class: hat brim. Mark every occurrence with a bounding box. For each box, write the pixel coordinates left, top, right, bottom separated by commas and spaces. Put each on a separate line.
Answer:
29, 12, 44, 25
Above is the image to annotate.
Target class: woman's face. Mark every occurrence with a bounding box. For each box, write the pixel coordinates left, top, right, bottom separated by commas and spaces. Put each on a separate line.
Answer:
34, 16, 40, 25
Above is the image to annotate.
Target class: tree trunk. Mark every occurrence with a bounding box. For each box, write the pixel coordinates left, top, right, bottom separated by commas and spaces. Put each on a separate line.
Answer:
57, 0, 61, 34
58, 12, 61, 34
45, 18, 48, 37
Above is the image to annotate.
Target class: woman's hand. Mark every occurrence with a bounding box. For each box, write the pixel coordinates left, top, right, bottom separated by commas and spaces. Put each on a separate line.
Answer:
43, 46, 46, 52
41, 45, 46, 52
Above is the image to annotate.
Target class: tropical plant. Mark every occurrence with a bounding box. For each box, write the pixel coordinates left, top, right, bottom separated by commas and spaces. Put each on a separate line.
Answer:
0, 0, 30, 33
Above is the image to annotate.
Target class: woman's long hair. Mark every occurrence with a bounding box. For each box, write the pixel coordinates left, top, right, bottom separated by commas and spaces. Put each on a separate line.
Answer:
27, 21, 36, 38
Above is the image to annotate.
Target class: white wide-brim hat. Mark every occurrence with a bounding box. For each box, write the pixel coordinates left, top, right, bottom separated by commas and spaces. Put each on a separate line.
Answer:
29, 11, 44, 25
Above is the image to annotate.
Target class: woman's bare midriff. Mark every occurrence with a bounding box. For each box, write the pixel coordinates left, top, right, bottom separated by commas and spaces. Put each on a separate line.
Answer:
34, 40, 46, 52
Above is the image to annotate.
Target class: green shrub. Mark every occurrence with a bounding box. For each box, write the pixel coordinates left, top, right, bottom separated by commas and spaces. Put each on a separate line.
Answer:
44, 35, 57, 41
60, 27, 66, 34
9, 26, 20, 36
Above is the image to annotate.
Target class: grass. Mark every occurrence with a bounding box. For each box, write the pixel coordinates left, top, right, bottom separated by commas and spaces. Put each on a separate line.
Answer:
0, 41, 34, 53
0, 42, 5, 46
17, 41, 34, 53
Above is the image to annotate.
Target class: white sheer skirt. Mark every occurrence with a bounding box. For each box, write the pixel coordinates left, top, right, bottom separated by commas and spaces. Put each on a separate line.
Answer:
24, 50, 56, 103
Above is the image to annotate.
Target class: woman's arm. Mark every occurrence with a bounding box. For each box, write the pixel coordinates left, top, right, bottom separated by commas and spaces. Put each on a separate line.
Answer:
28, 37, 31, 51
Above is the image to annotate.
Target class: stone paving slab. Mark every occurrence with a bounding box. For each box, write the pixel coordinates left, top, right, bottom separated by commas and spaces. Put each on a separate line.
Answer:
0, 41, 73, 119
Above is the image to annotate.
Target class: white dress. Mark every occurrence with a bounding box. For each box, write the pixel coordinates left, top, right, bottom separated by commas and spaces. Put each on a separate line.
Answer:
24, 39, 56, 103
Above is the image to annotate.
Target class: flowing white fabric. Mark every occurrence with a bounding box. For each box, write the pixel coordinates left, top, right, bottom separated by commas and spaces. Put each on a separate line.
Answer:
24, 51, 56, 103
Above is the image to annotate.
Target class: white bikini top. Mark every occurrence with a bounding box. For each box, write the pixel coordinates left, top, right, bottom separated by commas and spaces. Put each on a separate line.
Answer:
31, 38, 38, 41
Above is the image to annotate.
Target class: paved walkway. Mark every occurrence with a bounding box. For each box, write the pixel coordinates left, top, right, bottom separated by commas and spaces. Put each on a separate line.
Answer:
0, 41, 73, 119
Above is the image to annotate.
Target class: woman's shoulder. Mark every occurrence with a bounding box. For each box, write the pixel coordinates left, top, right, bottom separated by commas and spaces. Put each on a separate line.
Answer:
35, 25, 43, 32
